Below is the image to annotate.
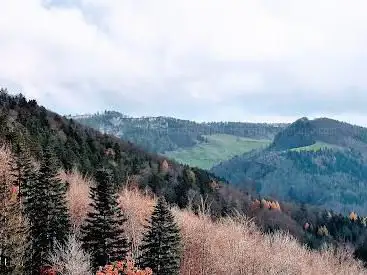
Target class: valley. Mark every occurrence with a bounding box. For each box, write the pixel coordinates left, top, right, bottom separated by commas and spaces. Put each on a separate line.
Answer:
164, 134, 271, 169
74, 111, 284, 169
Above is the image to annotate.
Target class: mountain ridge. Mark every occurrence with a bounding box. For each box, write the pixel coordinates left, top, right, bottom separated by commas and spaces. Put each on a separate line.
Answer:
73, 111, 287, 168
212, 117, 367, 215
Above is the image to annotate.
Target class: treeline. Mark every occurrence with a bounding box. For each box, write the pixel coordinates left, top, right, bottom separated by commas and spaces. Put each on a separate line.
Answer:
75, 110, 285, 153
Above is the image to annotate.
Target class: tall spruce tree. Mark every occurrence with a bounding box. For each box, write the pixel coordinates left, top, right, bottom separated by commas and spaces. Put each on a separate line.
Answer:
20, 145, 70, 274
39, 146, 70, 246
11, 145, 41, 274
139, 197, 181, 275
81, 168, 129, 268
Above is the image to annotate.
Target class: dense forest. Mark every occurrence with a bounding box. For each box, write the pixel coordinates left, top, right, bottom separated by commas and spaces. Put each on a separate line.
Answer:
0, 89, 320, 231
3, 90, 367, 273
74, 111, 286, 153
0, 89, 235, 216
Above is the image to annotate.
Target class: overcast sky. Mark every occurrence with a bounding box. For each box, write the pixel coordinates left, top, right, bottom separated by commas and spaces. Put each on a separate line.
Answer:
1, 0, 367, 125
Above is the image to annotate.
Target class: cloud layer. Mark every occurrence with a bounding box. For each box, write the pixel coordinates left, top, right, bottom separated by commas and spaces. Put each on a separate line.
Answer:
1, 0, 367, 124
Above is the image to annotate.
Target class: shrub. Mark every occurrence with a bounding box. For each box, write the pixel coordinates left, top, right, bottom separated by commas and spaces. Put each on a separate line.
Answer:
96, 256, 152, 275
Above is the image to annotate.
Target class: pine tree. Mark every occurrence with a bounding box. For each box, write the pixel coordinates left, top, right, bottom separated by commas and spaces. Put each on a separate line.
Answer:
21, 146, 70, 274
39, 147, 70, 245
139, 197, 181, 275
10, 145, 40, 274
81, 168, 129, 268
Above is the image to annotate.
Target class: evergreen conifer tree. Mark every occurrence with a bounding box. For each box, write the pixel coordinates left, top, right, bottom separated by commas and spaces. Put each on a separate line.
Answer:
139, 197, 181, 275
10, 145, 41, 274
20, 145, 70, 274
39, 146, 70, 245
81, 168, 129, 268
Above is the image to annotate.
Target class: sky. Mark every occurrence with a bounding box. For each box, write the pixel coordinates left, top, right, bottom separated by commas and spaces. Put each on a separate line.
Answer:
1, 0, 367, 125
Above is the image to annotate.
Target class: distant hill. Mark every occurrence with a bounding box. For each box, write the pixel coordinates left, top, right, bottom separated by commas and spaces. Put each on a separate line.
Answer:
73, 111, 286, 169
212, 117, 367, 215
271, 117, 367, 152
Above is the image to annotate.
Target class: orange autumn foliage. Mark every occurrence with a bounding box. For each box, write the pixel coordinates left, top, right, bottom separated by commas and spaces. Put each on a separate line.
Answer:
252, 199, 281, 211
96, 256, 152, 275
349, 211, 358, 222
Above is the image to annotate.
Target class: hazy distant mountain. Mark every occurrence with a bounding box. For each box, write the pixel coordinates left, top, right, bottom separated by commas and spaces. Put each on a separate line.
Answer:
73, 111, 287, 168
270, 117, 367, 152
212, 117, 367, 214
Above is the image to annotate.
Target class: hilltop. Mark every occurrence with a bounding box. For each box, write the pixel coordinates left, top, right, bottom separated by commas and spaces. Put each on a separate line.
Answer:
212, 117, 367, 215
270, 117, 367, 152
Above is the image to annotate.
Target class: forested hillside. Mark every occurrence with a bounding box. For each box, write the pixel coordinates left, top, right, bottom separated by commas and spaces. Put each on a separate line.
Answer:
0, 89, 231, 216
212, 117, 367, 215
3, 90, 367, 273
74, 111, 285, 153
0, 89, 328, 233
271, 117, 367, 151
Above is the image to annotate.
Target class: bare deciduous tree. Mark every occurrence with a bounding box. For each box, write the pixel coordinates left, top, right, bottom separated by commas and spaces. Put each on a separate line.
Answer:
48, 234, 92, 275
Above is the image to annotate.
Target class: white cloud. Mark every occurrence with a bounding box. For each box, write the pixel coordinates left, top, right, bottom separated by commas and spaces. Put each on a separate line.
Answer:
1, 0, 367, 124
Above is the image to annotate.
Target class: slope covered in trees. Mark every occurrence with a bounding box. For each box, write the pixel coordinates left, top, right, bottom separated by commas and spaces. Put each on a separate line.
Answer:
0, 89, 235, 217
73, 111, 285, 155
212, 117, 367, 215
0, 89, 309, 233
2, 91, 367, 271
270, 117, 367, 151
1, 89, 329, 240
